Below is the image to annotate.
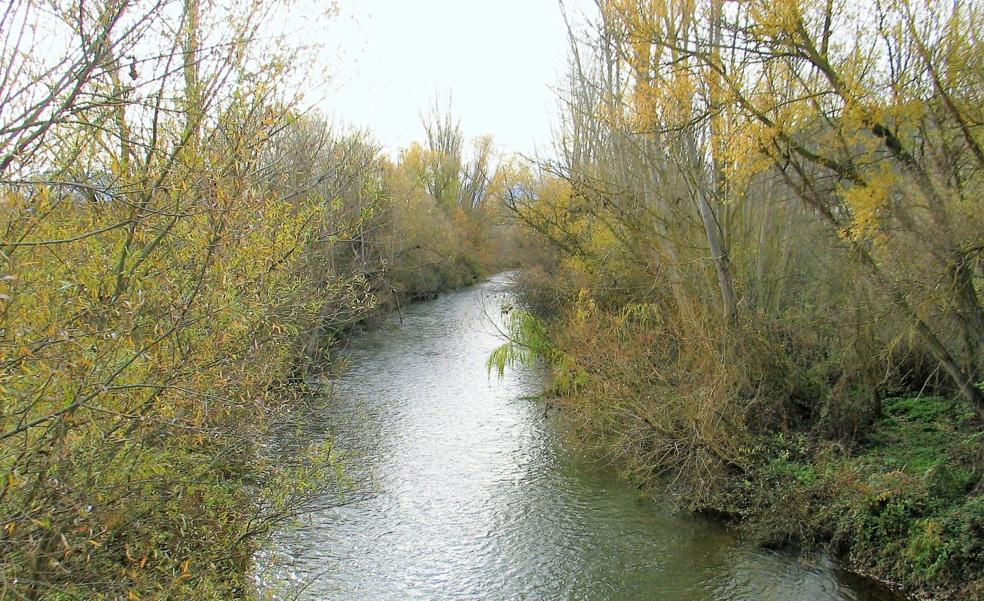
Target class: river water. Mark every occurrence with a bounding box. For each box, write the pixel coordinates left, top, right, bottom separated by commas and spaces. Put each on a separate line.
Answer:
256, 274, 902, 601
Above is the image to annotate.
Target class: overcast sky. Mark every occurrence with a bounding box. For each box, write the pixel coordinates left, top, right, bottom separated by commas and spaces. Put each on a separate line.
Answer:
308, 0, 590, 158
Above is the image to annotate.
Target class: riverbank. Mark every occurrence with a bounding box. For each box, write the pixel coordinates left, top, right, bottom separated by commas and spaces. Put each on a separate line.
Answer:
491, 280, 982, 599
290, 255, 494, 380
366, 256, 490, 325
529, 352, 983, 599
536, 377, 983, 599
700, 395, 983, 600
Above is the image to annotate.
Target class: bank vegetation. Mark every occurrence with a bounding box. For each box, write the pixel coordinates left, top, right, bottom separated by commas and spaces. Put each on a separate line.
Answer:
0, 1, 510, 597
496, 0, 984, 597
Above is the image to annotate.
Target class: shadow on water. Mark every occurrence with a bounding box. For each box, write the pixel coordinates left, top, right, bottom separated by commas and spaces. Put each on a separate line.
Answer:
255, 274, 904, 601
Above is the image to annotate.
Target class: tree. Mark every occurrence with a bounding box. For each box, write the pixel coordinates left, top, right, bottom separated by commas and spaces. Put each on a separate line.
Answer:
0, 1, 369, 596
600, 0, 984, 409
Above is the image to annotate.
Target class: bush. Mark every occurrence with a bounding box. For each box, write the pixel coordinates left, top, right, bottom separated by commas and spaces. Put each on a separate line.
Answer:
699, 396, 984, 598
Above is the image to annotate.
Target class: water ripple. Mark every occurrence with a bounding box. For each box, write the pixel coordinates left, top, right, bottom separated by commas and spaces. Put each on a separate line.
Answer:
256, 275, 901, 601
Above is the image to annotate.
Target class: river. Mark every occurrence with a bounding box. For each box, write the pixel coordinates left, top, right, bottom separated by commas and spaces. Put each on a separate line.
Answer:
256, 274, 902, 601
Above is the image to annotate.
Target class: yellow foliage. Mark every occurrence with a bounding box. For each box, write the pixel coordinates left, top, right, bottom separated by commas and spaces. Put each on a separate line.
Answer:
839, 165, 899, 242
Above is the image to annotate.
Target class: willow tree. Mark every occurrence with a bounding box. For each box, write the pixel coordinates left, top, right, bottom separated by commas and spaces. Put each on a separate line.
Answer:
599, 0, 984, 409
416, 103, 498, 211
590, 0, 738, 323
0, 0, 369, 597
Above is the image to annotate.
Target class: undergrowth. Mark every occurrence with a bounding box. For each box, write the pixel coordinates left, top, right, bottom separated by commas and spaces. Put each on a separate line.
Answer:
490, 298, 984, 598
699, 396, 982, 599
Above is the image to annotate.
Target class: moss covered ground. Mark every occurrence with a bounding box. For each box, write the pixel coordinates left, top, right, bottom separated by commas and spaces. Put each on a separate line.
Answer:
703, 396, 983, 599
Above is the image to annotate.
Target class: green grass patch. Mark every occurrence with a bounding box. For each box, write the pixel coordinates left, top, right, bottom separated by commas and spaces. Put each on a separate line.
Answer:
705, 395, 984, 599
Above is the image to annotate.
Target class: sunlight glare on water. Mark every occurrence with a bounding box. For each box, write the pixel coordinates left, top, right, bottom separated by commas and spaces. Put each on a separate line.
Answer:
256, 274, 901, 601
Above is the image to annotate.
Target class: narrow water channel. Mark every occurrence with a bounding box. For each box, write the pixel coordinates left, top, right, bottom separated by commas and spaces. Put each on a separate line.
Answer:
257, 274, 902, 601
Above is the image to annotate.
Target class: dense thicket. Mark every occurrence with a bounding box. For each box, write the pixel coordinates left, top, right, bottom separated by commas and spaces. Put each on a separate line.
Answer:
0, 1, 506, 597
499, 0, 983, 595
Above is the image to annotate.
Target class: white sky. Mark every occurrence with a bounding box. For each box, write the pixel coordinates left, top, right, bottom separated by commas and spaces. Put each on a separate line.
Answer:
309, 0, 590, 158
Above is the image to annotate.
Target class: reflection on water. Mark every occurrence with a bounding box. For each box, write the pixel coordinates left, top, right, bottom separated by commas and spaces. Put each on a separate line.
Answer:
256, 274, 902, 601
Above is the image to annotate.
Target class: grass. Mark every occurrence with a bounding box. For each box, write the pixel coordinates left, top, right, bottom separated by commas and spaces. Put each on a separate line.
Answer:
705, 395, 984, 599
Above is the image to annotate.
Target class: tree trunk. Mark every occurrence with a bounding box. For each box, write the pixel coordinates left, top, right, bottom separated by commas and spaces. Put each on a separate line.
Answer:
702, 0, 737, 324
